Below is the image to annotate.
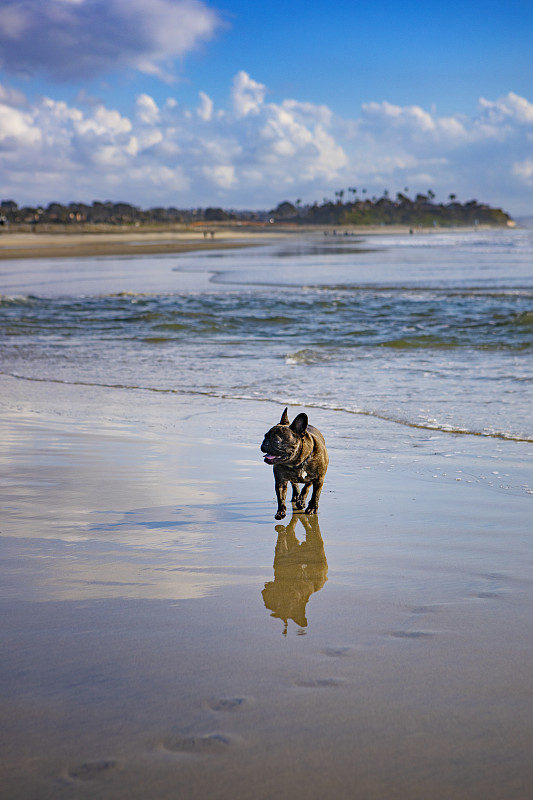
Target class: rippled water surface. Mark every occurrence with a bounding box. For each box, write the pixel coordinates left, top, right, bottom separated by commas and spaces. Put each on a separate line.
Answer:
1, 228, 532, 442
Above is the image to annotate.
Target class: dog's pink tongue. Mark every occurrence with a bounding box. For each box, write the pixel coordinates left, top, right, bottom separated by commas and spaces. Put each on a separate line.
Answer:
264, 454, 276, 463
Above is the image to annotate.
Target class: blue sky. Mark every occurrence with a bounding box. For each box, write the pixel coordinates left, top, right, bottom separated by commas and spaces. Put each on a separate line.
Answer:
1, 0, 532, 214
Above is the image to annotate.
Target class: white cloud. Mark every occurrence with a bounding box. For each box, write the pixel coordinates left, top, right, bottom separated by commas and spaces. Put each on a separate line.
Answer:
282, 99, 333, 127
260, 107, 313, 154
306, 125, 347, 179
135, 94, 160, 125
479, 92, 533, 125
0, 83, 26, 107
0, 104, 41, 148
74, 106, 132, 137
0, 78, 532, 214
513, 159, 533, 184
359, 99, 469, 146
129, 163, 190, 191
0, 0, 221, 81
232, 71, 266, 118
203, 164, 236, 188
362, 100, 435, 132
0, 6, 30, 39
197, 91, 213, 121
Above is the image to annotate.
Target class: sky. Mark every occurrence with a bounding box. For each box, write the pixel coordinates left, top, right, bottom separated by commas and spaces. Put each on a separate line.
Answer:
0, 0, 533, 215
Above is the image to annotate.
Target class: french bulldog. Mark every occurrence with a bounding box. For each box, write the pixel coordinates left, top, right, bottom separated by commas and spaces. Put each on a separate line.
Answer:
261, 408, 329, 519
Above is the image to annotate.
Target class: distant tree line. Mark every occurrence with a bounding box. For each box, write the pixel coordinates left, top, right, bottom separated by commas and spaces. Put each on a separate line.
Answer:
0, 200, 261, 227
269, 189, 513, 227
0, 190, 513, 228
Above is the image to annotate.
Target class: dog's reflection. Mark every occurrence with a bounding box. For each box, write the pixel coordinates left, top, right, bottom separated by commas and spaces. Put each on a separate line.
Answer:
262, 513, 328, 635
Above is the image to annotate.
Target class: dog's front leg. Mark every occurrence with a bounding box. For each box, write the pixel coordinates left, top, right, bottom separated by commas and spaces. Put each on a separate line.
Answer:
296, 482, 311, 511
290, 482, 303, 510
275, 479, 288, 520
305, 477, 324, 515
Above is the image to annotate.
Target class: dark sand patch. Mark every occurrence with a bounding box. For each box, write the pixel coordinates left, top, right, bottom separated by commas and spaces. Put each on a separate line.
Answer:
65, 759, 120, 782
205, 697, 250, 712
159, 734, 234, 755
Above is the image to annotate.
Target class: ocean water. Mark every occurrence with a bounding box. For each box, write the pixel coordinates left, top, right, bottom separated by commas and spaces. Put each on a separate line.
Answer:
1, 227, 532, 454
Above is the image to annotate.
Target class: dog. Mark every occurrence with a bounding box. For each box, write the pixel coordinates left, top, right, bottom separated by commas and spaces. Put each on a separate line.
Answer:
261, 408, 328, 519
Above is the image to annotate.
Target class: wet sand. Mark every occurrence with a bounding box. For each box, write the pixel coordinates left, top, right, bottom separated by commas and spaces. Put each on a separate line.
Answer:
1, 374, 532, 799
0, 223, 500, 261
0, 229, 264, 260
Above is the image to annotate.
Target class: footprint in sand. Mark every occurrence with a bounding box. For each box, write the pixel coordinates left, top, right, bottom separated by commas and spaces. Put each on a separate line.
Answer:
389, 630, 434, 639
205, 696, 249, 712
67, 759, 119, 781
160, 733, 233, 755
410, 605, 441, 614
474, 573, 507, 600
320, 646, 354, 658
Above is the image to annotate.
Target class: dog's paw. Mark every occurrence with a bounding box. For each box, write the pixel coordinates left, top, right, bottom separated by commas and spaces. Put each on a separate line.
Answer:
305, 505, 317, 515
275, 508, 286, 520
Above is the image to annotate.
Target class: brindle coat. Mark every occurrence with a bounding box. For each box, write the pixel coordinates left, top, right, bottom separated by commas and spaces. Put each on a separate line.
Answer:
261, 408, 329, 519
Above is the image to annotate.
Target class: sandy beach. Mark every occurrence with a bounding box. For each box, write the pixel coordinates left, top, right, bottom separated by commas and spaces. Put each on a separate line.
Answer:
1, 231, 532, 799
0, 228, 268, 260
1, 375, 532, 799
0, 223, 499, 260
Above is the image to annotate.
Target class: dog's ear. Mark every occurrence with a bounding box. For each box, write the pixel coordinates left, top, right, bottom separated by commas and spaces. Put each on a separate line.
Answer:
279, 407, 290, 425
290, 413, 308, 436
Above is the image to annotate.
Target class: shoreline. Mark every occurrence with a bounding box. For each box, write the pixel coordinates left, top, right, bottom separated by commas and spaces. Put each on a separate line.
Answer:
0, 223, 509, 260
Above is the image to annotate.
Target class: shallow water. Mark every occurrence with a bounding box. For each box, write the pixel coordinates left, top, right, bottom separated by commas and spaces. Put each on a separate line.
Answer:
1, 228, 532, 448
